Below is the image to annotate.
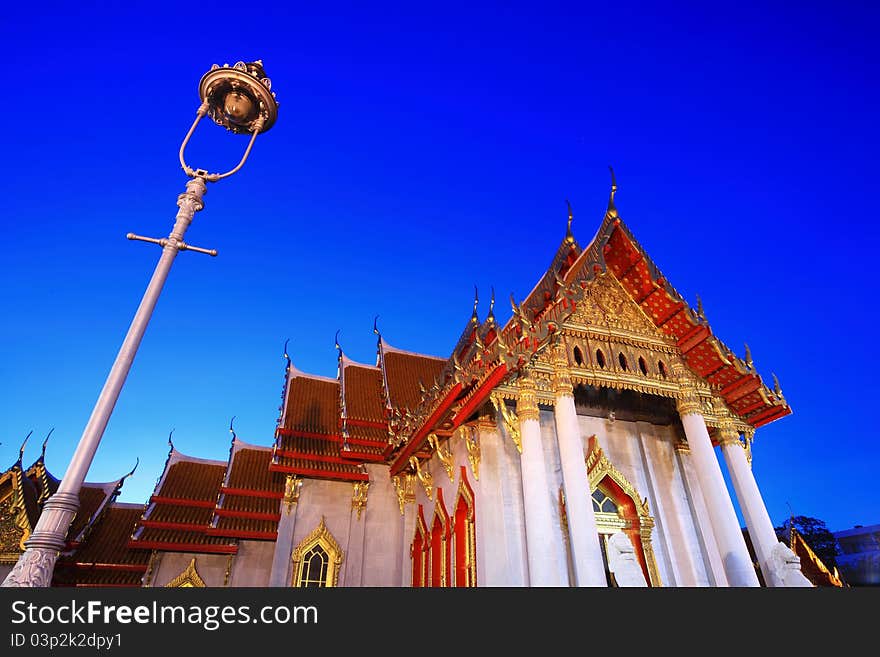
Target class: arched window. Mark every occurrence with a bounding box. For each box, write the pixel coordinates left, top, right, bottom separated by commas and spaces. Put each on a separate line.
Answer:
573, 346, 584, 366
412, 506, 428, 587
658, 360, 668, 378
638, 356, 648, 375
596, 349, 606, 368
618, 353, 628, 370
299, 545, 330, 587
453, 467, 477, 587
292, 517, 344, 587
431, 489, 451, 587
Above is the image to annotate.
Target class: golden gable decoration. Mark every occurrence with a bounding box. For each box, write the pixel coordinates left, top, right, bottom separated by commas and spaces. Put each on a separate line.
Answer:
166, 557, 206, 588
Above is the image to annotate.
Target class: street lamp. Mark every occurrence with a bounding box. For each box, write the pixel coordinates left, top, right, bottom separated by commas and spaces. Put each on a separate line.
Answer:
2, 60, 278, 587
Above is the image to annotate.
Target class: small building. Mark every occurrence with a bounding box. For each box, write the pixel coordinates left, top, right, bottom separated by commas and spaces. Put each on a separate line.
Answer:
834, 523, 880, 586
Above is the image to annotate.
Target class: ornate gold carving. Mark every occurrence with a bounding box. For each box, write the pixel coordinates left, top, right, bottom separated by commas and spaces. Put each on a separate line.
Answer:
0, 492, 26, 563
454, 472, 477, 587
283, 474, 302, 515
571, 274, 667, 339
1, 469, 33, 555
587, 439, 662, 587
675, 393, 703, 416
223, 554, 234, 587
491, 393, 522, 453
392, 473, 416, 516
432, 494, 451, 587
551, 343, 574, 397
743, 428, 754, 466
465, 427, 481, 481
143, 550, 159, 587
673, 363, 703, 416
515, 375, 540, 422
352, 481, 370, 520
427, 434, 455, 483
558, 487, 568, 535
716, 424, 741, 448
166, 557, 206, 587
409, 457, 433, 501
291, 517, 344, 587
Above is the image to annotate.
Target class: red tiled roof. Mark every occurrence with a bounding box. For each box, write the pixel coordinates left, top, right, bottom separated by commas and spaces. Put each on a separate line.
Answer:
282, 376, 339, 436
344, 365, 386, 422
68, 484, 112, 541
211, 447, 284, 539
129, 456, 235, 552
383, 351, 446, 413
54, 505, 148, 587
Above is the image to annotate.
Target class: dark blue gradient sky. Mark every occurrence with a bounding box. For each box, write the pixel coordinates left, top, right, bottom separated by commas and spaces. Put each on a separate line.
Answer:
1, 2, 877, 533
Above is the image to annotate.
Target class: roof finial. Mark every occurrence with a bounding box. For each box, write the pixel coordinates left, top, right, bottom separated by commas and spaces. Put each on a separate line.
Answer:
335, 329, 343, 357
167, 429, 175, 450
282, 338, 291, 372
229, 416, 237, 442
40, 427, 54, 462
744, 342, 754, 370
18, 430, 33, 465
696, 294, 705, 320
607, 165, 618, 218
123, 457, 139, 480
565, 199, 574, 242
471, 286, 479, 324
487, 287, 496, 324
373, 315, 381, 337
772, 372, 784, 400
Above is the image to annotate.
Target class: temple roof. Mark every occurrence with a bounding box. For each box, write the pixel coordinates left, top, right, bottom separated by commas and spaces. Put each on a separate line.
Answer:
1, 438, 133, 562
382, 348, 446, 414
54, 504, 149, 587
128, 448, 236, 554
210, 439, 284, 541
384, 182, 791, 473
560, 204, 789, 428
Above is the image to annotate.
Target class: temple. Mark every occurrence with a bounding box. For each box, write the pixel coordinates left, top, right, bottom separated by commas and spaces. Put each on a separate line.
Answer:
2, 175, 823, 587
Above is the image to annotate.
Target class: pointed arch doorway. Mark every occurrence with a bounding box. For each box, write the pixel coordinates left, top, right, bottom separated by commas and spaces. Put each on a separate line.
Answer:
586, 436, 662, 587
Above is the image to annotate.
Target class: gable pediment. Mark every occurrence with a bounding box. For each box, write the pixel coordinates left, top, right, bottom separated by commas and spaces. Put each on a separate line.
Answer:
568, 273, 668, 341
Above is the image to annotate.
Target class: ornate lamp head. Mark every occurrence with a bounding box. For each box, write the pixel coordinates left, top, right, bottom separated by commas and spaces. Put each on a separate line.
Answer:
198, 60, 278, 134
179, 59, 279, 181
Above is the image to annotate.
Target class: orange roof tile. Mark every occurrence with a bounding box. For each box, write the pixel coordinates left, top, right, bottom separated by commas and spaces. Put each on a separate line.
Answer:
344, 365, 386, 422
211, 447, 284, 538
55, 505, 148, 587
129, 456, 234, 551
282, 376, 340, 435
383, 351, 446, 413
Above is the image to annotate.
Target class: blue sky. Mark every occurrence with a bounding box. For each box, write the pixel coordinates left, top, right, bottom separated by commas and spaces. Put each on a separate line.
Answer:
1, 2, 877, 534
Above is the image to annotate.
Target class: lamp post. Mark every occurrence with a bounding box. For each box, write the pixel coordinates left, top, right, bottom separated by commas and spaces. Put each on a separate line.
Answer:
2, 60, 278, 587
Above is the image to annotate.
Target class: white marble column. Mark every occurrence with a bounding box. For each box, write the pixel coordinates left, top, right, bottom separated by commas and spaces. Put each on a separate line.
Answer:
674, 442, 727, 585
719, 426, 782, 586
517, 375, 565, 586
551, 345, 607, 587
676, 388, 759, 587
269, 474, 302, 587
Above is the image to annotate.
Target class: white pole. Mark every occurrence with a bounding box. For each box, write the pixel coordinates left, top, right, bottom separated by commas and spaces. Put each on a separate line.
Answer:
2, 176, 207, 587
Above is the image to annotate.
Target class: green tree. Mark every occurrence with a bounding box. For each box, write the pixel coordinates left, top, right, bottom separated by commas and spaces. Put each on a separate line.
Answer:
775, 516, 839, 567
